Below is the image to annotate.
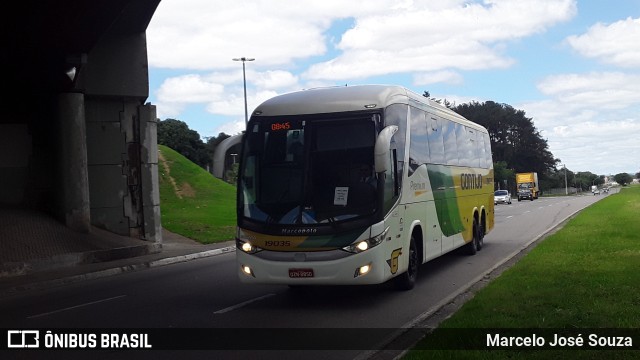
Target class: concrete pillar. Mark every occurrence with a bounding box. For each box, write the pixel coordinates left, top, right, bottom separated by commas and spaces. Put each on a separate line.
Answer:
139, 103, 162, 244
59, 93, 91, 232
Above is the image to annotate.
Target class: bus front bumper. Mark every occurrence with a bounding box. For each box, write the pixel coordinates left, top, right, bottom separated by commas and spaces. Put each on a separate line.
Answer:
236, 248, 392, 285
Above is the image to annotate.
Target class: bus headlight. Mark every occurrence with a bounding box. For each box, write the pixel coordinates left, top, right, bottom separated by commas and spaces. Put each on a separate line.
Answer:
236, 239, 262, 254
343, 227, 389, 253
241, 264, 255, 277
354, 263, 372, 278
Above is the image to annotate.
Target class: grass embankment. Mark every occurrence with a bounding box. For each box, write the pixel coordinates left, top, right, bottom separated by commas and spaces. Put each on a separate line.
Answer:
405, 186, 640, 359
158, 145, 236, 243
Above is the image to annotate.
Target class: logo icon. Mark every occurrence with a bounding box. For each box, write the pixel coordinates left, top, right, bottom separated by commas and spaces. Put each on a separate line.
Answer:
387, 248, 403, 274
7, 330, 39, 348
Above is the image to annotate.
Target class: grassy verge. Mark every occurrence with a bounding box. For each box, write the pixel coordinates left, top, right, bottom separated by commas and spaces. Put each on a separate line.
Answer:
404, 186, 640, 359
158, 145, 236, 243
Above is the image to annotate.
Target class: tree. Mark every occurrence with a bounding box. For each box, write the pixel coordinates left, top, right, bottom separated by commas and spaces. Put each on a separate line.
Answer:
453, 101, 557, 174
545, 166, 573, 191
157, 119, 211, 169
493, 161, 515, 191
614, 173, 633, 186
573, 171, 601, 192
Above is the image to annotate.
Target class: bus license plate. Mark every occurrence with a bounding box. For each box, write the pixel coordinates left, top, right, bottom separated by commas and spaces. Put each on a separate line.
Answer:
289, 268, 314, 278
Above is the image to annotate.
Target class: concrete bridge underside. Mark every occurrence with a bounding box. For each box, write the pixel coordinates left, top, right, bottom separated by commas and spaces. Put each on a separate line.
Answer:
1, 0, 163, 259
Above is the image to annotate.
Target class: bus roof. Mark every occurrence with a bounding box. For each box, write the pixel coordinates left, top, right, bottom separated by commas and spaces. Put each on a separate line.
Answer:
251, 84, 483, 131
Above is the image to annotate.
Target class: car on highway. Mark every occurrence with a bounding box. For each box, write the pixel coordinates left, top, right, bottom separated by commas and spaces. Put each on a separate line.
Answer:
494, 190, 512, 205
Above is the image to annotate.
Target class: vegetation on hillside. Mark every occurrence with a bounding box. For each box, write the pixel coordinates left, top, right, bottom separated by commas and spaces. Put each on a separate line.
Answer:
157, 119, 236, 178
158, 145, 236, 243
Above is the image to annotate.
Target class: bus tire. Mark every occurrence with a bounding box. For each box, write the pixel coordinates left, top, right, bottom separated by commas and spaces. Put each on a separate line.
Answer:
477, 220, 484, 250
394, 236, 418, 291
465, 220, 479, 255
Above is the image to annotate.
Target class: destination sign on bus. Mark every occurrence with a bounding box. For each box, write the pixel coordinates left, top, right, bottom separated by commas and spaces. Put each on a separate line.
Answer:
271, 122, 291, 131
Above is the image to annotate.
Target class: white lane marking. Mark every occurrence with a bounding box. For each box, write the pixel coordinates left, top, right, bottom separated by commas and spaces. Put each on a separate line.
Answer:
214, 293, 275, 314
28, 295, 127, 319
506, 216, 514, 219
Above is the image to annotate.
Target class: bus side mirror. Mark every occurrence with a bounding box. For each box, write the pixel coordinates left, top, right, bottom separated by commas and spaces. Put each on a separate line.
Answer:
374, 125, 398, 173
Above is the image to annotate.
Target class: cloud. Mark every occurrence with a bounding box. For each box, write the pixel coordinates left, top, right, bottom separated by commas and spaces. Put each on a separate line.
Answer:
154, 74, 225, 118
304, 0, 576, 80
252, 70, 299, 90
413, 70, 464, 86
530, 14, 640, 172
148, 0, 576, 78
520, 71, 640, 174
215, 119, 246, 136
536, 72, 640, 110
146, 0, 392, 71
206, 89, 279, 117
147, 3, 325, 70
545, 117, 640, 175
157, 74, 224, 103
153, 68, 296, 121
566, 17, 640, 68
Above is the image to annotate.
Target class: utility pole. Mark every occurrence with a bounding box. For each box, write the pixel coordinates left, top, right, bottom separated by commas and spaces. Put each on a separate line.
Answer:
232, 57, 255, 126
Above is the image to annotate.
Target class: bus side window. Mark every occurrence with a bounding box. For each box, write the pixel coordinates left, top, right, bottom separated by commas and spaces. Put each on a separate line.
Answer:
478, 131, 487, 168
484, 132, 493, 169
468, 128, 480, 168
457, 125, 479, 167
427, 116, 444, 165
442, 119, 458, 166
408, 107, 429, 176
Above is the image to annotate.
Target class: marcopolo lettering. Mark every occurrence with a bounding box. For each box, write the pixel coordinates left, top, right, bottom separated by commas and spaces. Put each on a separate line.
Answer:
461, 173, 483, 190
281, 228, 318, 235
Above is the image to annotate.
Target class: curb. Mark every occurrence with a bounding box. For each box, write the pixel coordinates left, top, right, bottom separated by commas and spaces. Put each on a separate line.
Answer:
148, 246, 236, 267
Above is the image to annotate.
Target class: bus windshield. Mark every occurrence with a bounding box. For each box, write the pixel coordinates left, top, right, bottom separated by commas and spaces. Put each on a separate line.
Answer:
239, 116, 378, 225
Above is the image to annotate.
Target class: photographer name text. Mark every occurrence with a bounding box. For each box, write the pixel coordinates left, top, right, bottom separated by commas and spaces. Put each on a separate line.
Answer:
487, 333, 633, 348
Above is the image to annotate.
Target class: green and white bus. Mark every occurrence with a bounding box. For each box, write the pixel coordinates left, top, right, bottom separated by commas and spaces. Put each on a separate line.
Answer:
224, 85, 494, 290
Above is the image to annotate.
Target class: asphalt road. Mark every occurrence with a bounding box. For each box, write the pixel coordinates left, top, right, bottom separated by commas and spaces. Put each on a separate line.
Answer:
0, 191, 613, 360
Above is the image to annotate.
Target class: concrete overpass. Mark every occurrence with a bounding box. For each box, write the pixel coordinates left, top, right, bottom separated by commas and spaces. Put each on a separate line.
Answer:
1, 0, 163, 267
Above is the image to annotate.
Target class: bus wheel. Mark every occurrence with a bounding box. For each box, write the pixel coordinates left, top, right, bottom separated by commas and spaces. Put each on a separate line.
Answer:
477, 221, 484, 251
465, 220, 479, 255
394, 236, 418, 291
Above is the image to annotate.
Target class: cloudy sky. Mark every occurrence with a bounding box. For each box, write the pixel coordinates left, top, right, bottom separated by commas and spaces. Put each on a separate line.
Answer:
146, 0, 640, 176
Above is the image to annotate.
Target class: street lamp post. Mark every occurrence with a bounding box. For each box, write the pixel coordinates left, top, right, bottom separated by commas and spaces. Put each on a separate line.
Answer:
232, 57, 255, 126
